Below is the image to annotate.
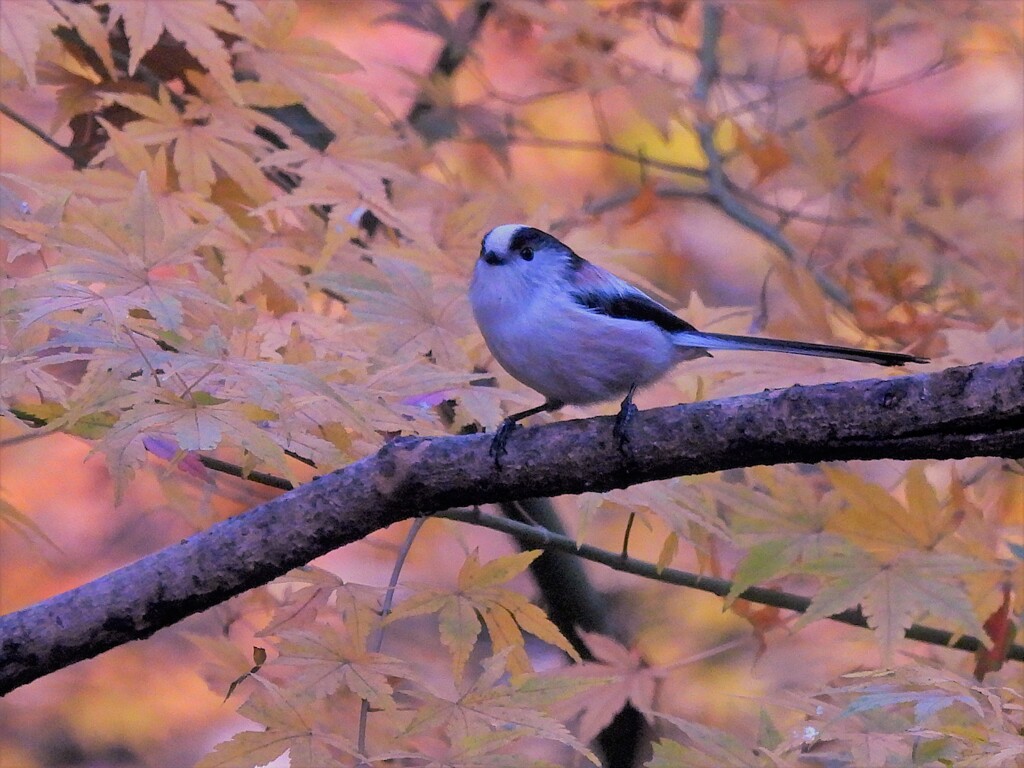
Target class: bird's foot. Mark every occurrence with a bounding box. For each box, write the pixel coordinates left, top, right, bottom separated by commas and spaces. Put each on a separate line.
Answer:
613, 383, 639, 456
489, 416, 518, 469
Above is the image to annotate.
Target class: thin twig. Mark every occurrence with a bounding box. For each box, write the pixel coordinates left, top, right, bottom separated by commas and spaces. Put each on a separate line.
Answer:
549, 184, 713, 233
620, 511, 637, 559
440, 508, 1024, 663
0, 102, 88, 168
356, 516, 427, 761
778, 57, 960, 137
692, 4, 796, 259
196, 455, 294, 491
689, 4, 854, 307
482, 134, 707, 180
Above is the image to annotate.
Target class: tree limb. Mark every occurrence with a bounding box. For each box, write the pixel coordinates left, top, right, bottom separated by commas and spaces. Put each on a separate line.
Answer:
1, 357, 1021, 695
442, 508, 1024, 662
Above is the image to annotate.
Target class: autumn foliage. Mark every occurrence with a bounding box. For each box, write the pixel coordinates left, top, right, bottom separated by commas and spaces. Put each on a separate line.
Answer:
1, 1, 1022, 767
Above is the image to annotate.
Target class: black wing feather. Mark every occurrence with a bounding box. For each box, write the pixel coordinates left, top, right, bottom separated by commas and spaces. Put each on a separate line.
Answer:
573, 289, 698, 334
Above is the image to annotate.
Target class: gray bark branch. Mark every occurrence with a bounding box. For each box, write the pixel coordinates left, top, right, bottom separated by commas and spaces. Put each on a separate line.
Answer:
1, 357, 1021, 695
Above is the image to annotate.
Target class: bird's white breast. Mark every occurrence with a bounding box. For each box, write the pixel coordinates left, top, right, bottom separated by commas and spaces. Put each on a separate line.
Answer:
470, 263, 679, 404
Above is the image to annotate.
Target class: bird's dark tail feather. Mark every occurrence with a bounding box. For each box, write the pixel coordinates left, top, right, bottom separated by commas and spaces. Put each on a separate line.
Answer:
671, 331, 927, 367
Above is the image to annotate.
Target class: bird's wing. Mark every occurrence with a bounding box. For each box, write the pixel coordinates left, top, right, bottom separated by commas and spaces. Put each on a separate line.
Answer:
568, 259, 698, 334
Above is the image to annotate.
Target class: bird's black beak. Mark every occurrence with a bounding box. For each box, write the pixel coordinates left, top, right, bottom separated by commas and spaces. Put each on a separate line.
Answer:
482, 250, 505, 266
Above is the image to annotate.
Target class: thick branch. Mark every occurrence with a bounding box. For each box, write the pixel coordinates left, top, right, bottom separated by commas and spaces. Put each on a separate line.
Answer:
2, 358, 1021, 694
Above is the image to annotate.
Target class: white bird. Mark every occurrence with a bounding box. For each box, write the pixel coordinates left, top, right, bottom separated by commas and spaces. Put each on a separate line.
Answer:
469, 224, 927, 458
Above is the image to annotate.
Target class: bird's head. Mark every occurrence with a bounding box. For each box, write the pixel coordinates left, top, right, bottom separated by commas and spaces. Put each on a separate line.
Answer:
474, 224, 583, 292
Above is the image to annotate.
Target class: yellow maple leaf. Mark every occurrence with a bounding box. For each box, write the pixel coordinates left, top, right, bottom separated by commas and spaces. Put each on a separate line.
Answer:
390, 550, 580, 681
0, 0, 62, 87
104, 88, 273, 198
106, 0, 243, 102
824, 465, 963, 558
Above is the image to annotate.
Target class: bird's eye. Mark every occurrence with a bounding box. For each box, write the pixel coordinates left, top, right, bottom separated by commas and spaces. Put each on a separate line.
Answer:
520, 247, 534, 261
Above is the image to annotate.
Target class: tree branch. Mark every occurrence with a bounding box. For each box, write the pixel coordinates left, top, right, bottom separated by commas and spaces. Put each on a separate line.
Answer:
442, 508, 1024, 661
408, 0, 494, 141
692, 4, 795, 258
689, 4, 850, 306
1, 358, 1021, 694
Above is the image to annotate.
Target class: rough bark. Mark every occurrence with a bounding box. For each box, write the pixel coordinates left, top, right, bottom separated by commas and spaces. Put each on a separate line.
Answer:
1, 357, 1021, 695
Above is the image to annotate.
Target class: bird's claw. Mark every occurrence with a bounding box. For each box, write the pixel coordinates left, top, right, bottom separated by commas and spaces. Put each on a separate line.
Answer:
613, 384, 639, 456
489, 417, 517, 469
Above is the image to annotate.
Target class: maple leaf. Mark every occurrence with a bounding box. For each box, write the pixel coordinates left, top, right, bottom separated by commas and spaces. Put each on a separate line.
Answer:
388, 728, 566, 768
260, 566, 351, 636
106, 0, 244, 102
797, 547, 990, 662
389, 550, 580, 681
974, 583, 1017, 681
51, 73, 104, 135
231, 0, 363, 125
735, 125, 791, 183
700, 467, 847, 599
625, 71, 682, 139
0, 0, 63, 87
274, 626, 412, 708
651, 703, 793, 768
0, 178, 63, 262
97, 386, 291, 499
577, 478, 729, 555
222, 236, 317, 303
51, 0, 116, 79
548, 632, 658, 744
813, 665, 1024, 765
184, 635, 274, 705
194, 681, 355, 768
833, 669, 984, 723
45, 172, 220, 331
647, 734, 767, 768
823, 465, 965, 557
403, 651, 599, 765
258, 142, 426, 238
341, 257, 475, 370
101, 89, 274, 198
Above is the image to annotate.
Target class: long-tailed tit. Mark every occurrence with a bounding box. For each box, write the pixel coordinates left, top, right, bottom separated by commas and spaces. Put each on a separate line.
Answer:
470, 224, 927, 459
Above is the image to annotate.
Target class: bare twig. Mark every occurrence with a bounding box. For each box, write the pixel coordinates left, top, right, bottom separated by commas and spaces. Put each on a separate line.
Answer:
777, 56, 960, 138
689, 4, 855, 307
356, 517, 427, 761
195, 455, 295, 491
692, 4, 796, 260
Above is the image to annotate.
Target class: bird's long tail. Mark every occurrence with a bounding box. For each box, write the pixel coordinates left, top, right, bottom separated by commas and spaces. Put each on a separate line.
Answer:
671, 331, 927, 367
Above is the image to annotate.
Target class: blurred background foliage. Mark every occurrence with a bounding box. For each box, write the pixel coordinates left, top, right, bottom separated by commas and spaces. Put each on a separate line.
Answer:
1, 1, 1022, 766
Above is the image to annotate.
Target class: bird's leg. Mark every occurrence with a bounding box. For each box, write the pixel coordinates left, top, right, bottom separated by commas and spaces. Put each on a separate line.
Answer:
490, 399, 564, 468
613, 383, 639, 454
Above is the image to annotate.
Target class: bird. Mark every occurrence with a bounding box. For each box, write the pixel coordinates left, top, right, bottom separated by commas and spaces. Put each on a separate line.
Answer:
469, 223, 927, 462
